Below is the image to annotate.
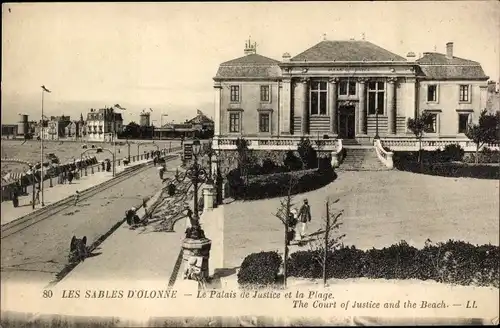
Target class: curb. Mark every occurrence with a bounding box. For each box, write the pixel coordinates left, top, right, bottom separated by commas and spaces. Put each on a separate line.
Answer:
1, 153, 180, 237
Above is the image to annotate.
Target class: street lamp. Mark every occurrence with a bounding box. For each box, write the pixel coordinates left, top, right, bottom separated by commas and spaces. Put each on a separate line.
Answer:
160, 114, 169, 140
173, 139, 208, 224
40, 85, 51, 207
374, 108, 380, 140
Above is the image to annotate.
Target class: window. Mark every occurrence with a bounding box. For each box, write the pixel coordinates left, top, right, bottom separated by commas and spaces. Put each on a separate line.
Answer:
427, 84, 437, 102
458, 113, 470, 133
259, 113, 270, 132
424, 113, 438, 133
230, 86, 240, 102
229, 113, 240, 133
459, 85, 469, 102
339, 80, 357, 96
310, 81, 328, 115
367, 81, 385, 115
260, 85, 270, 102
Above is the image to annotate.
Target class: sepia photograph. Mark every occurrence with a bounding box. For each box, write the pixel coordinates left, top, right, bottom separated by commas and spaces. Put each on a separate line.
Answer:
1, 1, 499, 326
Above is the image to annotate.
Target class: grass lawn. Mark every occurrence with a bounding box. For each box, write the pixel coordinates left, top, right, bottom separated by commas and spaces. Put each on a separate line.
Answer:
223, 170, 499, 268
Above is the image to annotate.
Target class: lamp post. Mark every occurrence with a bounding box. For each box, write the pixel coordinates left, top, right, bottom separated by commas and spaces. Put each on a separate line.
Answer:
40, 85, 51, 207
375, 108, 380, 140
173, 139, 208, 223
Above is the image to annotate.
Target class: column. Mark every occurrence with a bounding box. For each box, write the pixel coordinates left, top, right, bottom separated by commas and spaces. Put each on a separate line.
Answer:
358, 78, 367, 135
387, 77, 397, 134
406, 78, 417, 133
328, 77, 339, 135
280, 78, 291, 134
213, 82, 222, 136
301, 78, 309, 135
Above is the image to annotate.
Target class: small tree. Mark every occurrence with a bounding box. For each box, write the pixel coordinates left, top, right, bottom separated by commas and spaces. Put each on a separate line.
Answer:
273, 168, 302, 288
297, 137, 318, 169
407, 112, 435, 164
235, 137, 254, 184
309, 198, 345, 287
465, 110, 500, 164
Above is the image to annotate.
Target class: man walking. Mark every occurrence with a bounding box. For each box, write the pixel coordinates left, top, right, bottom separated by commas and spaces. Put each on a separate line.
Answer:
298, 199, 311, 240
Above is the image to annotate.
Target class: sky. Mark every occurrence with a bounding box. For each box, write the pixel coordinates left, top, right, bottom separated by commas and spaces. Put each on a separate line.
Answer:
2, 1, 499, 125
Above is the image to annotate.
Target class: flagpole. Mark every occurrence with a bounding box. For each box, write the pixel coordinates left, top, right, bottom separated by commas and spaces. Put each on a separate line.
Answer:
40, 88, 45, 207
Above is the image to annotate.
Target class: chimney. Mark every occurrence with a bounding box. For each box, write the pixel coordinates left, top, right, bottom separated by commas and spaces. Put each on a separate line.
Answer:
487, 80, 496, 93
244, 38, 257, 55
446, 42, 453, 59
282, 52, 291, 62
406, 51, 416, 62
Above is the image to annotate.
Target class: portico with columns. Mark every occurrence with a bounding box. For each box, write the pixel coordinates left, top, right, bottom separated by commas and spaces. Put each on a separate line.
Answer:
279, 65, 415, 140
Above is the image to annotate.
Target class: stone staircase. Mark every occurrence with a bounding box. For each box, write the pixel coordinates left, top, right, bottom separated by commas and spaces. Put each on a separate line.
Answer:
338, 147, 391, 171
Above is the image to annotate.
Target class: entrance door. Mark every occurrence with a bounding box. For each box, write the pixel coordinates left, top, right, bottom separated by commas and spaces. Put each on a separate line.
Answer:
338, 106, 355, 139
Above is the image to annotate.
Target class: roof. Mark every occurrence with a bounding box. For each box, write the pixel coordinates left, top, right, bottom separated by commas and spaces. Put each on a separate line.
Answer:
416, 52, 489, 80
290, 40, 407, 62
187, 112, 213, 125
215, 53, 281, 79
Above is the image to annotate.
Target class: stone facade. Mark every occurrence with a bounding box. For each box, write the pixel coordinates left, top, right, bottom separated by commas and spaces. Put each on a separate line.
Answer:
86, 107, 123, 142
213, 39, 490, 144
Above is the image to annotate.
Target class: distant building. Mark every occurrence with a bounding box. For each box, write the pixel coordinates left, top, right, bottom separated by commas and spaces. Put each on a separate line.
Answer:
153, 110, 214, 139
86, 107, 123, 142
39, 115, 71, 140
64, 121, 85, 139
1, 124, 18, 139
140, 112, 151, 127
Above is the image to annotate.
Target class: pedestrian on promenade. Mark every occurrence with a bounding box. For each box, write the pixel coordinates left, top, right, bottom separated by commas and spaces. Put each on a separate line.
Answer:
12, 189, 19, 208
68, 170, 74, 184
74, 190, 80, 206
298, 199, 312, 240
35, 188, 41, 205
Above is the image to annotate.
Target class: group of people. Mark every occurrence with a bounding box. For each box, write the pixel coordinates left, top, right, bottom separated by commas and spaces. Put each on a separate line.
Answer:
286, 199, 312, 245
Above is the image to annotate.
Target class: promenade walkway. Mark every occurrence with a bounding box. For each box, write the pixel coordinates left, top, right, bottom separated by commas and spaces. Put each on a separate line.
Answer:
1, 158, 152, 226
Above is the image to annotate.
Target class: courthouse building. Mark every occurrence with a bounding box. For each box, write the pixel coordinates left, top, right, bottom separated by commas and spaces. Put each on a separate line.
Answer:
212, 38, 491, 154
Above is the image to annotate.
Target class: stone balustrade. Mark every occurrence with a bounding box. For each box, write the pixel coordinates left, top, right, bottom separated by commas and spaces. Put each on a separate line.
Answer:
214, 136, 340, 151
331, 139, 343, 168
381, 137, 500, 152
374, 139, 394, 169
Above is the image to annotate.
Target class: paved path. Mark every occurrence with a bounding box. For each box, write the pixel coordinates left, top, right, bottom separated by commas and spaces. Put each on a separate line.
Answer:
223, 170, 500, 269
50, 183, 223, 295
0, 158, 181, 284
0, 159, 152, 226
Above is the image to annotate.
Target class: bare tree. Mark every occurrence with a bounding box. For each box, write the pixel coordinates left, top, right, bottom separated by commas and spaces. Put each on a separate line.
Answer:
309, 198, 345, 287
273, 172, 299, 288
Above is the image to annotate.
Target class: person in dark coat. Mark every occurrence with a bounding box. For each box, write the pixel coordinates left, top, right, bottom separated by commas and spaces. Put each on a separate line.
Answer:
67, 170, 74, 184
12, 189, 19, 208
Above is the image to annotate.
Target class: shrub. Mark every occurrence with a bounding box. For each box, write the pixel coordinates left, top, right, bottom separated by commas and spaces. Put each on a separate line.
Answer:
226, 168, 244, 198
283, 150, 303, 171
442, 144, 465, 162
463, 147, 500, 164
238, 251, 282, 287
287, 240, 499, 288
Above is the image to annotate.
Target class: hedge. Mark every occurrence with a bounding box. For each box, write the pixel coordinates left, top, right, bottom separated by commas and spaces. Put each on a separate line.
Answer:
228, 165, 337, 200
393, 152, 499, 180
286, 240, 499, 288
463, 147, 500, 164
237, 251, 282, 288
